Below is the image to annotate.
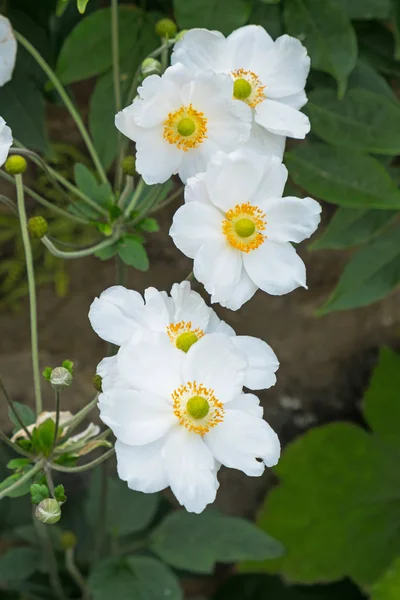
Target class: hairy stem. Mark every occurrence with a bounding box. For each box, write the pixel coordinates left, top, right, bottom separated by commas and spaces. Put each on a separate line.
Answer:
112, 0, 124, 194
0, 429, 35, 459
0, 375, 33, 440
42, 234, 119, 260
16, 175, 42, 416
50, 447, 115, 473
15, 31, 107, 185
52, 389, 61, 452
65, 548, 90, 599
61, 396, 98, 434
34, 516, 67, 600
0, 460, 43, 501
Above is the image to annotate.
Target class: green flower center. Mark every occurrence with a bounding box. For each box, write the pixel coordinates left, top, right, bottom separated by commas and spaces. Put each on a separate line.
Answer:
235, 218, 256, 238
175, 331, 199, 353
186, 396, 210, 420
177, 117, 196, 137
233, 78, 252, 100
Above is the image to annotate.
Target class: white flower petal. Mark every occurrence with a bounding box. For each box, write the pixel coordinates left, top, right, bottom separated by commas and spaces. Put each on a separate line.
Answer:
116, 438, 168, 493
261, 196, 322, 244
141, 288, 174, 331
255, 99, 310, 139
183, 333, 246, 403
185, 172, 211, 204
96, 355, 122, 391
231, 336, 279, 390
134, 126, 182, 185
194, 237, 243, 301
244, 240, 306, 296
250, 155, 288, 205
228, 393, 264, 418
99, 388, 175, 445
163, 427, 218, 513
170, 201, 223, 259
0, 118, 12, 166
259, 35, 310, 99
178, 146, 211, 183
130, 74, 180, 126
171, 29, 227, 74
244, 122, 286, 159
213, 266, 258, 311
170, 281, 211, 331
89, 285, 144, 345
117, 332, 183, 397
205, 149, 266, 212
0, 17, 17, 87
206, 310, 235, 336
224, 25, 274, 71
205, 409, 280, 475
280, 90, 308, 110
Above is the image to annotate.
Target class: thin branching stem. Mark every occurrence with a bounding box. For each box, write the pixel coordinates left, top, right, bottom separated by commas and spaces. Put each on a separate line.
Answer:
0, 460, 43, 501
50, 447, 115, 473
42, 234, 119, 260
0, 375, 33, 440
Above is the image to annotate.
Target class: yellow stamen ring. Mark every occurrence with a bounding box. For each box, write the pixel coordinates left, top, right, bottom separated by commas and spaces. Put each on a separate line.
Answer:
163, 104, 208, 151
166, 321, 205, 352
222, 202, 266, 253
231, 68, 266, 108
172, 381, 224, 435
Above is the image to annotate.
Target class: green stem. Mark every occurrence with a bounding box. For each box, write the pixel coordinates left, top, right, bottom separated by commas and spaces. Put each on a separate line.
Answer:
50, 447, 115, 473
0, 170, 89, 225
93, 462, 109, 565
124, 178, 145, 217
15, 31, 108, 185
16, 175, 42, 416
34, 517, 67, 600
61, 396, 98, 434
65, 548, 90, 599
52, 389, 61, 451
150, 185, 183, 214
45, 467, 56, 498
111, 0, 124, 194
42, 234, 118, 259
0, 429, 36, 459
0, 375, 33, 440
161, 36, 169, 71
0, 460, 43, 501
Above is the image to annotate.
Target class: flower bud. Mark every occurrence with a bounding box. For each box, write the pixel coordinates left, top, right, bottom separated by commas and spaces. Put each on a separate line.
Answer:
121, 155, 136, 177
50, 366, 73, 389
5, 155, 27, 175
92, 374, 103, 393
155, 18, 177, 38
35, 499, 61, 524
141, 57, 162, 77
61, 531, 77, 550
28, 216, 48, 239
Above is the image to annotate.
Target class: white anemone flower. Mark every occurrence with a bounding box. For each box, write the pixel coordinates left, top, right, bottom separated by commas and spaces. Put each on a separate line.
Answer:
170, 149, 321, 310
0, 117, 12, 166
115, 63, 251, 184
89, 281, 279, 391
0, 16, 17, 87
172, 25, 311, 157
98, 333, 280, 513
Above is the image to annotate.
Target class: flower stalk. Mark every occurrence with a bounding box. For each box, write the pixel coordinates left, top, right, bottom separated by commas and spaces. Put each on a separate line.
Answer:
41, 234, 119, 260
0, 460, 44, 501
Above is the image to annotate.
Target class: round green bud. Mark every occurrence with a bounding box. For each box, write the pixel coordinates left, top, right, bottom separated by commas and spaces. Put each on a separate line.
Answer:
233, 78, 252, 100
5, 155, 27, 175
175, 331, 199, 353
155, 18, 177, 38
141, 57, 162, 77
61, 531, 77, 550
187, 396, 209, 420
175, 29, 188, 41
28, 216, 48, 239
92, 374, 103, 393
235, 218, 255, 238
50, 366, 73, 389
122, 155, 136, 177
35, 499, 61, 525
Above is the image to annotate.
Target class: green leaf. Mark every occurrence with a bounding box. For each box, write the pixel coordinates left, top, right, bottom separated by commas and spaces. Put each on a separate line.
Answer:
248, 3, 282, 39
118, 235, 149, 271
371, 557, 400, 600
251, 348, 400, 585
0, 473, 32, 498
77, 0, 90, 13
333, 0, 391, 19
286, 143, 400, 210
214, 574, 365, 600
394, 0, 400, 61
348, 60, 397, 100
284, 0, 357, 97
61, 360, 74, 374
174, 0, 253, 35
30, 483, 50, 505
8, 402, 35, 431
33, 419, 56, 456
42, 366, 53, 381
357, 22, 400, 80
94, 243, 119, 261
7, 458, 31, 471
311, 207, 396, 250
0, 548, 40, 584
138, 218, 160, 233
363, 348, 400, 447
306, 88, 400, 155
54, 484, 67, 504
319, 225, 400, 313
74, 163, 113, 207
151, 511, 284, 574
56, 6, 151, 85
0, 74, 48, 154
88, 556, 183, 600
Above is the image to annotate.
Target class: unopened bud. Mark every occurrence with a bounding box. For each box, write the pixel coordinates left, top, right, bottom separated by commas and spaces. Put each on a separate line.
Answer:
122, 155, 136, 177
28, 216, 48, 239
50, 367, 72, 389
155, 18, 177, 38
61, 531, 77, 549
35, 499, 61, 524
5, 155, 27, 175
92, 374, 103, 393
141, 57, 162, 77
